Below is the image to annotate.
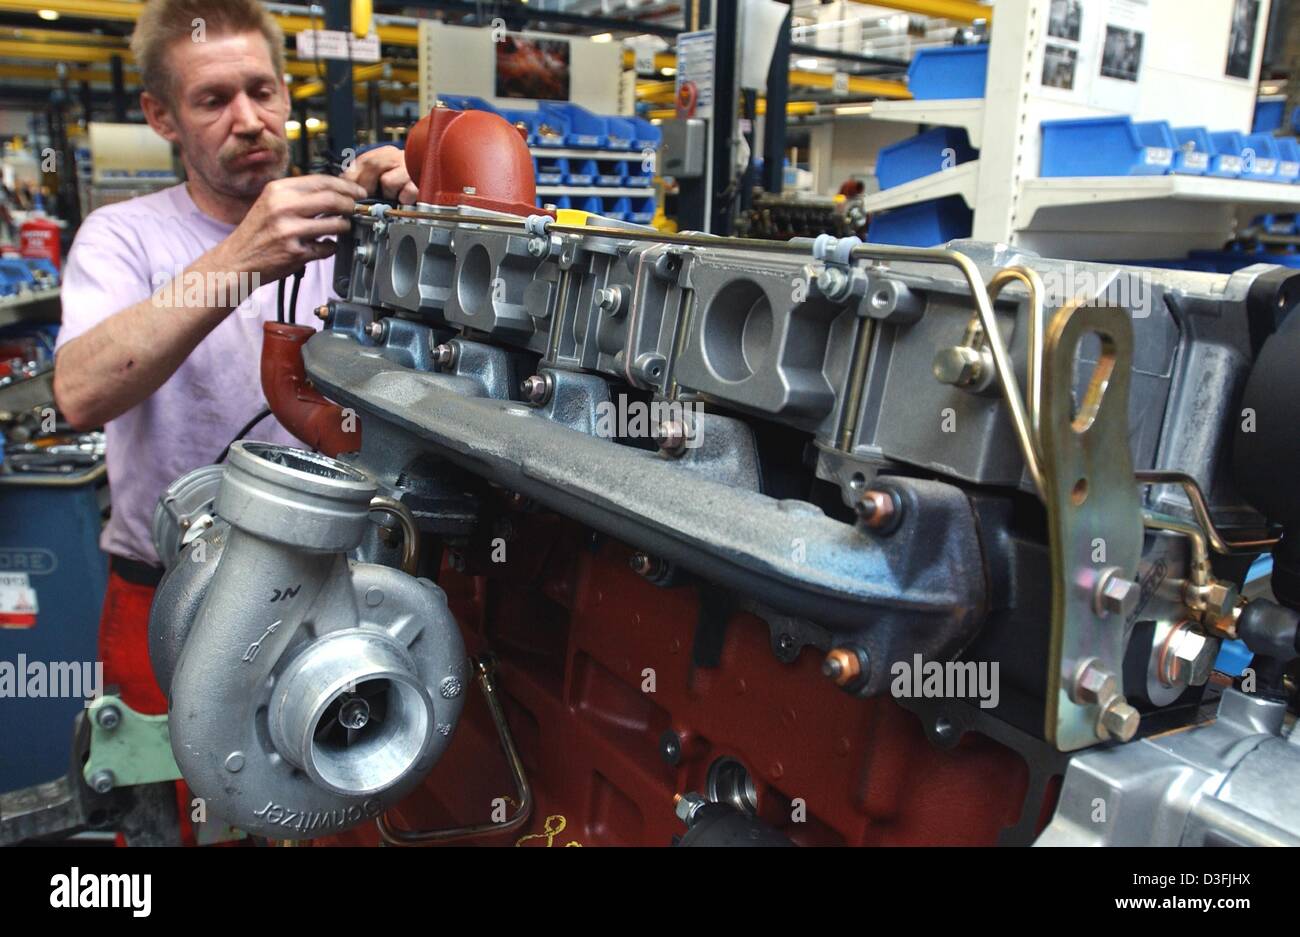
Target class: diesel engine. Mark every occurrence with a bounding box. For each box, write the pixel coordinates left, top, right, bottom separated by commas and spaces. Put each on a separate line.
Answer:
147, 107, 1300, 847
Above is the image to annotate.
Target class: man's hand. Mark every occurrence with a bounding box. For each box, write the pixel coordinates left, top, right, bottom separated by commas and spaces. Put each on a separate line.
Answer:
344, 145, 418, 205
208, 174, 366, 283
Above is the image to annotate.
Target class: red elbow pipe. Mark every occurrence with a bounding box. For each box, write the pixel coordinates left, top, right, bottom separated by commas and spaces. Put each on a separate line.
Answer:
260, 322, 360, 457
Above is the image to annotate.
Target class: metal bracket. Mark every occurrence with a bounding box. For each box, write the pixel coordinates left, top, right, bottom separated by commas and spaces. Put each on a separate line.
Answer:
1040, 301, 1144, 752
82, 695, 182, 793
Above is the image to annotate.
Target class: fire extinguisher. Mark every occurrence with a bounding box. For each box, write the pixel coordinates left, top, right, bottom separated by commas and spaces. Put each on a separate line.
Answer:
19, 191, 61, 271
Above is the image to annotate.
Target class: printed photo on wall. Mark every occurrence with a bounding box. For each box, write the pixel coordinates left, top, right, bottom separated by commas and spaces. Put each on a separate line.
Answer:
495, 35, 571, 100
1100, 24, 1143, 82
1047, 0, 1082, 43
1042, 43, 1078, 90
1226, 0, 1260, 79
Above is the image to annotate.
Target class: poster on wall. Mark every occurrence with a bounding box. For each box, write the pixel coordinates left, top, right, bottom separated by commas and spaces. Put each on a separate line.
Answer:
1226, 0, 1261, 79
1039, 0, 1090, 102
495, 35, 571, 101
1089, 0, 1149, 111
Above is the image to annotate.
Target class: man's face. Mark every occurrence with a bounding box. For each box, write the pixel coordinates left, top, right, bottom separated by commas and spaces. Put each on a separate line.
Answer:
150, 31, 291, 201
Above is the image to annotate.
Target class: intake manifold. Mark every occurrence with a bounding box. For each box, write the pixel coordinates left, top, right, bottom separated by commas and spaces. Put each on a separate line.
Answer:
148, 442, 466, 839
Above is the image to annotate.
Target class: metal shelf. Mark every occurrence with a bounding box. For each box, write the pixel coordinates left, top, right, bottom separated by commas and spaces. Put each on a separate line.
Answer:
0, 288, 61, 329
869, 98, 986, 148
531, 147, 656, 161
861, 161, 980, 213
536, 186, 656, 198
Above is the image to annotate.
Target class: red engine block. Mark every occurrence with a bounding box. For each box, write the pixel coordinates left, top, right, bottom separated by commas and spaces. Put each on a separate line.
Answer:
316, 510, 1041, 847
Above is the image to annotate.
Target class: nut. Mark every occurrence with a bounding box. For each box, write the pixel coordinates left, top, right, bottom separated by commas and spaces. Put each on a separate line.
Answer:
1198, 580, 1240, 625
520, 374, 552, 406
1094, 568, 1140, 619
656, 419, 691, 456
856, 489, 897, 530
1099, 698, 1140, 742
595, 286, 624, 314
367, 320, 387, 342
816, 266, 849, 299
932, 345, 983, 386
432, 342, 457, 369
822, 648, 861, 687
314, 304, 331, 322
629, 552, 658, 577
1162, 624, 1215, 688
674, 791, 708, 825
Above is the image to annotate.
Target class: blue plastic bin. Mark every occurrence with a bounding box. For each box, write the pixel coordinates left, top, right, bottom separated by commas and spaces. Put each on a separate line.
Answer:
630, 196, 656, 224
630, 116, 662, 151
1254, 98, 1286, 133
534, 155, 567, 185
1276, 138, 1300, 183
606, 115, 635, 150
1040, 117, 1174, 176
1205, 130, 1246, 177
875, 126, 977, 190
596, 159, 628, 186
1243, 132, 1283, 181
866, 195, 973, 247
500, 108, 541, 145
541, 103, 606, 148
567, 159, 597, 185
907, 45, 989, 100
1171, 127, 1211, 176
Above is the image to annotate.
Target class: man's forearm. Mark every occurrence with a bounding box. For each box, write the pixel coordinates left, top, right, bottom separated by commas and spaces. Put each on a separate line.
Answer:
54, 248, 245, 429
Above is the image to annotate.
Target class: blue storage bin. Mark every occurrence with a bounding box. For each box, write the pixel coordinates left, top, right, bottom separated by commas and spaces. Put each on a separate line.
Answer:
567, 158, 597, 185
625, 158, 653, 186
596, 159, 628, 186
606, 115, 636, 150
1254, 98, 1286, 133
501, 108, 541, 145
440, 95, 502, 116
578, 196, 603, 215
1243, 132, 1283, 181
875, 126, 977, 190
604, 196, 632, 221
534, 155, 567, 185
1040, 117, 1174, 176
1206, 130, 1246, 177
630, 196, 656, 224
866, 195, 973, 247
631, 116, 662, 151
1276, 138, 1300, 183
541, 103, 607, 148
532, 106, 569, 147
907, 45, 989, 100
1171, 127, 1211, 175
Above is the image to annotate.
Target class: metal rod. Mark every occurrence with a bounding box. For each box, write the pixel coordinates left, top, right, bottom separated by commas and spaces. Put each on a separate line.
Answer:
1136, 470, 1280, 555
376, 655, 533, 845
368, 496, 419, 575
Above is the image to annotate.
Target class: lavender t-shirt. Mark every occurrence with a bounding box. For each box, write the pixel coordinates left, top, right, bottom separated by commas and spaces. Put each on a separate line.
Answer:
55, 183, 334, 565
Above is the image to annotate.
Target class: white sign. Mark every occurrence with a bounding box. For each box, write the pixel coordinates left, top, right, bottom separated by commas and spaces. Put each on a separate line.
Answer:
0, 572, 38, 628
296, 29, 381, 64
632, 40, 657, 75
833, 71, 850, 95
676, 29, 715, 117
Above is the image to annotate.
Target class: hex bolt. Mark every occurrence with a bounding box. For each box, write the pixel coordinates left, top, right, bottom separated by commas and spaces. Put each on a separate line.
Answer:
527, 237, 548, 257
933, 345, 983, 387
1094, 567, 1140, 619
816, 266, 849, 300
520, 374, 552, 406
659, 730, 682, 766
96, 704, 121, 731
432, 342, 457, 369
822, 648, 862, 687
656, 419, 691, 457
90, 770, 116, 794
1072, 659, 1117, 706
595, 286, 624, 314
367, 320, 387, 342
314, 304, 331, 322
1099, 698, 1140, 742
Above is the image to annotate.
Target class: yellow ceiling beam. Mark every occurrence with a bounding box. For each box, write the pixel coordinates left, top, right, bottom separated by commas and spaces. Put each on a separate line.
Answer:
0, 37, 123, 62
621, 49, 910, 100
646, 100, 819, 120
292, 62, 386, 99
0, 25, 128, 46
848, 0, 991, 22
0, 62, 114, 82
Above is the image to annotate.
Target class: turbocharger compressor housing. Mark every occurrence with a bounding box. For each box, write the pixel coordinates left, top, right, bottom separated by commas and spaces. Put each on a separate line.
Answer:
148, 442, 468, 839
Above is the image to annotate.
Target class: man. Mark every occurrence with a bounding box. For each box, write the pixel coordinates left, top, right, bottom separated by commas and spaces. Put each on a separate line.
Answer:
53, 0, 414, 714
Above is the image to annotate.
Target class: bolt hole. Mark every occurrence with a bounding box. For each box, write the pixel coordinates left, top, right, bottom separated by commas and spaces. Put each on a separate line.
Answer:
1071, 477, 1089, 506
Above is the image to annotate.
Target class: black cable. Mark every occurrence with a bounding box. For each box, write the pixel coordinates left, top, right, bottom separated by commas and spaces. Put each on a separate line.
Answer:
276, 276, 286, 324
288, 268, 304, 325
216, 408, 273, 464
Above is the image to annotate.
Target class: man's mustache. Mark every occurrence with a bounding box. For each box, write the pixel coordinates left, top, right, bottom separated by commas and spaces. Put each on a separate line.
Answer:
222, 135, 288, 163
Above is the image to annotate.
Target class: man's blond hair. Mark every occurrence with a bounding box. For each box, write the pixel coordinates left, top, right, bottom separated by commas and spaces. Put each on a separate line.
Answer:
131, 0, 285, 105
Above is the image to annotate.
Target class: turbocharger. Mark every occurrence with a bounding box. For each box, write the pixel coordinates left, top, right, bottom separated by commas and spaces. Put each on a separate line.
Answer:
148, 442, 467, 839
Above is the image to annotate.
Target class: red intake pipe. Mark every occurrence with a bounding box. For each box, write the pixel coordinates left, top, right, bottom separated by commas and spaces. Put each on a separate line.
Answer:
260, 322, 359, 457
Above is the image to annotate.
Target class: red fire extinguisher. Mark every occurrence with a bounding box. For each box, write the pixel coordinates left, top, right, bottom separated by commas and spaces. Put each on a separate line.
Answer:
19, 192, 61, 271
